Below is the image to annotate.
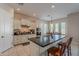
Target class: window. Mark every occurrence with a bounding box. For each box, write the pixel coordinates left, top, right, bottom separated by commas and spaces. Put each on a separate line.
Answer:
39, 23, 48, 35
50, 24, 54, 32
49, 22, 66, 34
54, 23, 59, 33
60, 22, 66, 34
44, 24, 48, 34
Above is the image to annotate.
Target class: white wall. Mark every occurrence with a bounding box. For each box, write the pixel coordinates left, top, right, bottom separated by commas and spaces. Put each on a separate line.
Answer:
68, 13, 79, 42
68, 13, 79, 56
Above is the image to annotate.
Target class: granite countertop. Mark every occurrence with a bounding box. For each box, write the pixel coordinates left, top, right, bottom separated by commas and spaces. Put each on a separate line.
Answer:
28, 34, 65, 47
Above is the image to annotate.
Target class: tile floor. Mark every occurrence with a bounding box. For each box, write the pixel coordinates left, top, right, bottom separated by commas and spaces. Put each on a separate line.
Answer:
0, 42, 79, 56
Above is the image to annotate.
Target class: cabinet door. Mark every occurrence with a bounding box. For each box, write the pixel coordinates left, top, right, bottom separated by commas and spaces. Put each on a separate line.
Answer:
21, 35, 28, 43
30, 41, 40, 56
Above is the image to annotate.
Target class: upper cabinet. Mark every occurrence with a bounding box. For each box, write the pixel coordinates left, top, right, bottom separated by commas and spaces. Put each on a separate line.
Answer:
21, 18, 31, 27
14, 13, 36, 30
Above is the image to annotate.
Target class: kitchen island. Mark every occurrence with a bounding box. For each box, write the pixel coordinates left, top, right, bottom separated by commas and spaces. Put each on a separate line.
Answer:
28, 34, 65, 56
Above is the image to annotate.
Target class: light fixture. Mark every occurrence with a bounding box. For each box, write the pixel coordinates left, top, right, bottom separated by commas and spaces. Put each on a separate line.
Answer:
48, 15, 53, 23
47, 15, 53, 23
51, 5, 55, 8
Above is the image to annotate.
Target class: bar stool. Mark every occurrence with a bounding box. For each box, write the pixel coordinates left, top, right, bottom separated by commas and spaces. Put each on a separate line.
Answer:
47, 37, 72, 56
47, 43, 66, 56
58, 37, 72, 56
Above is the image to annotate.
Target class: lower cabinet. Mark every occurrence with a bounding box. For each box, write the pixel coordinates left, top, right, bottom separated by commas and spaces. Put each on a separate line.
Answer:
13, 34, 36, 45
29, 41, 40, 56
29, 40, 62, 56
13, 35, 29, 45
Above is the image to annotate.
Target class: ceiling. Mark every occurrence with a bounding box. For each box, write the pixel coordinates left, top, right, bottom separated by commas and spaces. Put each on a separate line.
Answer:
7, 3, 79, 21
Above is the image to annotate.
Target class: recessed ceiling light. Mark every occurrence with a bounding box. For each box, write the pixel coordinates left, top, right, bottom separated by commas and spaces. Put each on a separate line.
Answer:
16, 8, 20, 11
33, 13, 36, 16
51, 5, 55, 8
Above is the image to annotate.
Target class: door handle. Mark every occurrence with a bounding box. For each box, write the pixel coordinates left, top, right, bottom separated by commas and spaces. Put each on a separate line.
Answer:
1, 36, 4, 38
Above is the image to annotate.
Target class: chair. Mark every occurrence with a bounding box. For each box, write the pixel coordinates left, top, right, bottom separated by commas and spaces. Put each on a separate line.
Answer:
58, 37, 72, 56
47, 37, 72, 56
66, 37, 72, 56
47, 42, 66, 56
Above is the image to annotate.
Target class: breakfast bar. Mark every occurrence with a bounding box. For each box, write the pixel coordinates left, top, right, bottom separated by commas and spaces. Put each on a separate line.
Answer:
28, 34, 65, 56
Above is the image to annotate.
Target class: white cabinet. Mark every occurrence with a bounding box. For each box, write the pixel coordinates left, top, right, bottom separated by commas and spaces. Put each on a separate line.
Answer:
21, 18, 35, 29
28, 34, 36, 38
29, 41, 40, 56
13, 35, 29, 45
13, 34, 36, 45
0, 7, 13, 52
13, 35, 21, 45
21, 19, 31, 26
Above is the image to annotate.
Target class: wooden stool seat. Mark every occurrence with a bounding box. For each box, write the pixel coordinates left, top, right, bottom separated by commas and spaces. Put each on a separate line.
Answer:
47, 37, 72, 56
47, 47, 61, 56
